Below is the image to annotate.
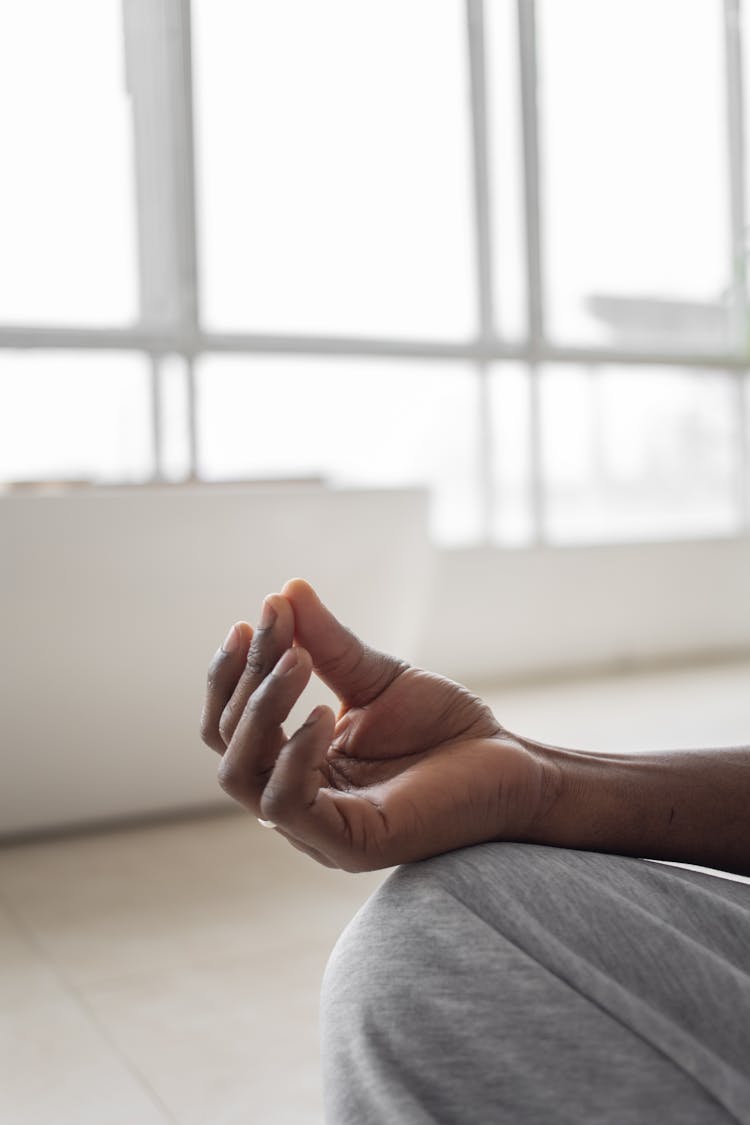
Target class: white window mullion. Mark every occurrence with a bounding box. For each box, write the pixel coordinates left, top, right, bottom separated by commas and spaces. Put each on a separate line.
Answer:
124, 0, 179, 329
724, 0, 750, 528
185, 355, 199, 482
123, 0, 199, 479
517, 0, 545, 542
148, 355, 164, 480
123, 0, 199, 335
465, 0, 495, 344
465, 0, 496, 542
724, 0, 748, 351
517, 0, 543, 349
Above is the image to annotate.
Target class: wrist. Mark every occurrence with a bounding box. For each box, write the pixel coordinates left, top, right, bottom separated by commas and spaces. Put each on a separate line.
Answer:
500, 728, 750, 876
515, 738, 660, 858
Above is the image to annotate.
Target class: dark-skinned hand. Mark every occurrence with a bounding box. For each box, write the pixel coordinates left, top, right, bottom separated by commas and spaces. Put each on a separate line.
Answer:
200, 579, 548, 871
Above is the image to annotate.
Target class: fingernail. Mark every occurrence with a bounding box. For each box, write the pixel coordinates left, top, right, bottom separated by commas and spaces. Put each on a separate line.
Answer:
259, 598, 277, 630
307, 706, 326, 724
275, 648, 298, 675
222, 624, 239, 654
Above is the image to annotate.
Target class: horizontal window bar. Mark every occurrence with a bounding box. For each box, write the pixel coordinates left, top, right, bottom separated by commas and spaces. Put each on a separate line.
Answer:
2, 325, 750, 371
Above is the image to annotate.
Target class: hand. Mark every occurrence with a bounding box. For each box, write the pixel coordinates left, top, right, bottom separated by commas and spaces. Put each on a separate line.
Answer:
200, 579, 547, 871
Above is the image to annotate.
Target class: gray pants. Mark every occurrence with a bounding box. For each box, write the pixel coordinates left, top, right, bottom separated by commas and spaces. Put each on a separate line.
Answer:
320, 844, 750, 1124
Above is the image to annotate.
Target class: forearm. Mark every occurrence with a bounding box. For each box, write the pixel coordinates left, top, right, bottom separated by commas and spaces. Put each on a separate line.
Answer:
522, 740, 750, 877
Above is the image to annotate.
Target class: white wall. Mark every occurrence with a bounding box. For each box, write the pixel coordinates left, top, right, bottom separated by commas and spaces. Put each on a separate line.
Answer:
0, 485, 432, 836
422, 537, 750, 683
2, 485, 749, 835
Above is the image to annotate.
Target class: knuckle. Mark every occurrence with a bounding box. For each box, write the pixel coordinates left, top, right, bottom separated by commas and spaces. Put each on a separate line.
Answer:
205, 658, 224, 692
245, 648, 267, 678
320, 642, 406, 707
217, 756, 243, 797
199, 706, 214, 745
260, 785, 290, 823
245, 680, 281, 724
218, 705, 237, 745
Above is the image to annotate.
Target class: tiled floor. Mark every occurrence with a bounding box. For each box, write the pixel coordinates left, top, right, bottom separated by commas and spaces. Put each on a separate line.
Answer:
0, 813, 385, 1125
1, 660, 748, 1125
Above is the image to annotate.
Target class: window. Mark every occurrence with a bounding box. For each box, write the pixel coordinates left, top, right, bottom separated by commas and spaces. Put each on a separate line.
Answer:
2, 0, 749, 547
0, 352, 151, 484
0, 0, 137, 324
538, 0, 729, 349
193, 0, 476, 339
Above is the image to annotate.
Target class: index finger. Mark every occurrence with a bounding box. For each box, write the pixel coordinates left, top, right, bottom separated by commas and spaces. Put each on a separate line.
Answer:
200, 621, 253, 754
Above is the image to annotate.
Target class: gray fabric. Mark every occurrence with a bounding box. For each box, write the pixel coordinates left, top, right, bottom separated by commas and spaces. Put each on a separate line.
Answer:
320, 844, 750, 1124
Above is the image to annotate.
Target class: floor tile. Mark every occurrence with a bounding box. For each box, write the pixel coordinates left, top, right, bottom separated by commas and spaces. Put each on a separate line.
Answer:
81, 946, 330, 1125
0, 900, 171, 1125
0, 815, 384, 988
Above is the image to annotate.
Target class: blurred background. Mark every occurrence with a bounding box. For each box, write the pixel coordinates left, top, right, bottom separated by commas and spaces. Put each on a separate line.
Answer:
1, 2, 749, 1123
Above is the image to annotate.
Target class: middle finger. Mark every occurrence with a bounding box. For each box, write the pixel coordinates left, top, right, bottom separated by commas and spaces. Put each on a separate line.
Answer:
218, 594, 294, 745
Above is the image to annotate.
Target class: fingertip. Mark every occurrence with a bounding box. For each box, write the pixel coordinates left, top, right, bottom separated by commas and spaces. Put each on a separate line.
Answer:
273, 644, 311, 677
281, 577, 318, 606
308, 703, 336, 733
261, 592, 283, 620
221, 620, 253, 654
296, 647, 316, 690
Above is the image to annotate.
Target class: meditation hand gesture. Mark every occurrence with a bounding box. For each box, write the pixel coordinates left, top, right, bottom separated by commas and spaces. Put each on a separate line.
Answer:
200, 580, 546, 870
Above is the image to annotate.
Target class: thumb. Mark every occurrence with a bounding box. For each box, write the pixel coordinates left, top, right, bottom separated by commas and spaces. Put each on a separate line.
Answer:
281, 578, 405, 707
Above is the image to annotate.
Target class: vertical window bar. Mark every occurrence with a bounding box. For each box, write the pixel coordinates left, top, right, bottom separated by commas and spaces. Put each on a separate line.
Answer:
149, 354, 164, 480
517, 0, 545, 541
173, 0, 201, 478
517, 0, 544, 348
124, 0, 200, 479
185, 355, 199, 481
466, 0, 496, 542
724, 0, 748, 352
466, 0, 496, 343
123, 0, 182, 327
528, 362, 545, 543
172, 0, 201, 343
725, 0, 750, 527
123, 0, 199, 338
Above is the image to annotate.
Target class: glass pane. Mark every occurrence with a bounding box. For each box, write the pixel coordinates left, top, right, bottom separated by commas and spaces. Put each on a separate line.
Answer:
156, 355, 193, 482
193, 0, 476, 338
0, 2, 137, 325
489, 366, 533, 543
539, 0, 730, 351
540, 366, 741, 543
0, 353, 151, 484
486, 0, 526, 340
196, 357, 481, 544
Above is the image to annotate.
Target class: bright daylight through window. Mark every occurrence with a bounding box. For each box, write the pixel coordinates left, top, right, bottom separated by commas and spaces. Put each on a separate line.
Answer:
1, 0, 749, 546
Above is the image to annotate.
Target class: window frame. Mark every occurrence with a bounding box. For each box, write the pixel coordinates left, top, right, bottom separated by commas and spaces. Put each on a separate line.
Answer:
0, 0, 748, 543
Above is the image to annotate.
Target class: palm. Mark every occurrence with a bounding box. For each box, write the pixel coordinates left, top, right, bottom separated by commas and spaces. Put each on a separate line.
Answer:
324, 667, 501, 790
309, 663, 537, 869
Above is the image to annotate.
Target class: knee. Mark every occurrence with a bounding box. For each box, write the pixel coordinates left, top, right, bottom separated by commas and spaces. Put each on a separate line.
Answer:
321, 842, 586, 1027
321, 860, 435, 1027
320, 844, 555, 1120
320, 844, 534, 1034
320, 853, 460, 1045
320, 852, 471, 1116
